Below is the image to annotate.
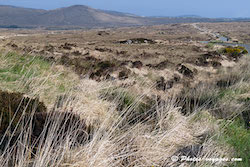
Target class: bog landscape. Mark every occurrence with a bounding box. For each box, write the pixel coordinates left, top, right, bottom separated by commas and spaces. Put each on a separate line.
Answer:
0, 4, 250, 167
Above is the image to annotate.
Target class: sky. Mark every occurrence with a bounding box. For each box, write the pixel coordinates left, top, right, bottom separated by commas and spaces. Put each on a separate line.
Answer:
0, 0, 250, 18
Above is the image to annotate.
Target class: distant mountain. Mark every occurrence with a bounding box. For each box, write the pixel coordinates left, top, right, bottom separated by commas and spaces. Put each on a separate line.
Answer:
99, 9, 139, 17
177, 15, 202, 18
0, 5, 249, 29
0, 5, 46, 27
149, 15, 202, 18
0, 5, 144, 28
35, 5, 145, 28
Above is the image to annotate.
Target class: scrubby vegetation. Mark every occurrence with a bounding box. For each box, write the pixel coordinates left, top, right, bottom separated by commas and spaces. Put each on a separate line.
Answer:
0, 50, 248, 167
0, 22, 250, 167
220, 119, 250, 167
222, 46, 248, 60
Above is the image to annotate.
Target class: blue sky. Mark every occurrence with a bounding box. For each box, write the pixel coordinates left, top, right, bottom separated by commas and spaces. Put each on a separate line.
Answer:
0, 0, 250, 18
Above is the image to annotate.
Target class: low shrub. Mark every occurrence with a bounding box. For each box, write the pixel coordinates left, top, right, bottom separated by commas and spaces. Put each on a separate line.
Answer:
222, 46, 248, 59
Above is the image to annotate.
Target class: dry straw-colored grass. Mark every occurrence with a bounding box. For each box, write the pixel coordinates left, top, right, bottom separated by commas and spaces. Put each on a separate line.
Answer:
1, 52, 250, 167
0, 83, 233, 167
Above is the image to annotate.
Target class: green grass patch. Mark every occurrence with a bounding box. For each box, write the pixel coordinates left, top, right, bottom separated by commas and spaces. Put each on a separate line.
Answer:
101, 88, 137, 111
218, 88, 248, 100
0, 52, 79, 105
220, 119, 250, 167
0, 52, 50, 81
101, 87, 156, 125
206, 43, 215, 49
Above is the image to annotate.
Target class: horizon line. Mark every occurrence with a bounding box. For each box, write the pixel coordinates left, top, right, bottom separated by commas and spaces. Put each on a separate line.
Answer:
0, 4, 250, 19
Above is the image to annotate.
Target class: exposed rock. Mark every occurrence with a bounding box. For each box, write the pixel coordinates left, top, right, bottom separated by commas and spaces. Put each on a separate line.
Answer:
119, 38, 156, 44
120, 39, 132, 44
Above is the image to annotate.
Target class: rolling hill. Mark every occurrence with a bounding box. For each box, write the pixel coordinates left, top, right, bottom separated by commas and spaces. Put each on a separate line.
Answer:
0, 5, 249, 29
0, 5, 144, 28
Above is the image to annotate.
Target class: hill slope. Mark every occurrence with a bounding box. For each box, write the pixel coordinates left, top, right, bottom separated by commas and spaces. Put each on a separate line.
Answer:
0, 5, 144, 28
0, 5, 249, 28
0, 5, 46, 27
36, 5, 144, 27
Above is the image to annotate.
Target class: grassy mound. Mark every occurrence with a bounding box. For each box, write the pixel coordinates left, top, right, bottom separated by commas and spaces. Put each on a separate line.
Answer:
0, 52, 79, 105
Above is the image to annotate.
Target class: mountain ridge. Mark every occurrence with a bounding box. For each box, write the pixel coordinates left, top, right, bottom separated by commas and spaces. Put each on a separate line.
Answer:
0, 5, 249, 29
0, 5, 145, 28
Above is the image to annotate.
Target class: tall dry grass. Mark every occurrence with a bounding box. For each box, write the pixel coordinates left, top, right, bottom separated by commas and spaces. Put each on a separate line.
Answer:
0, 81, 233, 167
1, 52, 250, 167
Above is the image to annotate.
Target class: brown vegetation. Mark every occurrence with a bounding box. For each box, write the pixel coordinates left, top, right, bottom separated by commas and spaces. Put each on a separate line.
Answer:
0, 22, 249, 167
